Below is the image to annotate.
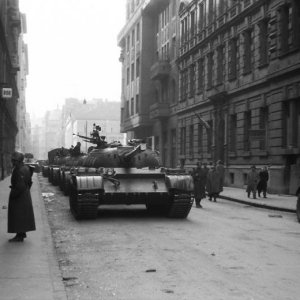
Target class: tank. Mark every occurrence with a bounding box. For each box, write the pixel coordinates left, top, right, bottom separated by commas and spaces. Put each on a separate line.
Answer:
45, 129, 194, 220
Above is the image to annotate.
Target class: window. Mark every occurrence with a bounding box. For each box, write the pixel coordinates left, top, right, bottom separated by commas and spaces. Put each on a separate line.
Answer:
207, 52, 214, 89
208, 0, 214, 24
216, 46, 224, 85
197, 58, 204, 93
189, 124, 194, 156
126, 36, 130, 52
259, 107, 268, 150
180, 69, 188, 101
126, 67, 130, 85
243, 29, 252, 74
136, 22, 140, 42
219, 0, 225, 15
229, 114, 237, 152
131, 29, 135, 47
228, 38, 237, 80
282, 100, 300, 148
259, 20, 269, 66
136, 57, 140, 78
180, 127, 186, 155
207, 121, 213, 153
198, 3, 204, 32
126, 100, 129, 117
131, 63, 135, 81
190, 10, 196, 38
198, 124, 203, 154
130, 97, 134, 115
244, 111, 251, 151
135, 94, 139, 113
189, 64, 195, 97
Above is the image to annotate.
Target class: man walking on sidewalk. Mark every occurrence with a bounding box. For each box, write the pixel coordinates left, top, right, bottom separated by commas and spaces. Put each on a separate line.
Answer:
246, 165, 259, 199
7, 151, 36, 242
257, 166, 269, 198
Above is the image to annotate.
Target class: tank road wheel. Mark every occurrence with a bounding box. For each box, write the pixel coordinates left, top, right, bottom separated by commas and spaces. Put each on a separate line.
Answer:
167, 194, 194, 218
63, 172, 71, 196
69, 176, 102, 220
69, 189, 99, 220
52, 168, 60, 186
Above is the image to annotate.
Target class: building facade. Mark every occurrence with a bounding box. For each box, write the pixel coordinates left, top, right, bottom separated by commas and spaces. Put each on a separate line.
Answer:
118, 0, 181, 167
177, 0, 300, 194
119, 0, 300, 194
0, 0, 24, 179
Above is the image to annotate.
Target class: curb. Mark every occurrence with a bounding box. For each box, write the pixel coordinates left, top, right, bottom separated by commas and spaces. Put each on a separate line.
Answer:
218, 194, 296, 213
35, 175, 68, 300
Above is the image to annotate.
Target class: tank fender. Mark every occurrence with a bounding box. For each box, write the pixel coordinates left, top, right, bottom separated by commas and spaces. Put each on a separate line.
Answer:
76, 175, 104, 191
165, 175, 194, 192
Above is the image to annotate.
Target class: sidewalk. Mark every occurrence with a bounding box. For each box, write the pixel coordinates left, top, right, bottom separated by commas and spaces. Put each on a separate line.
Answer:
0, 174, 67, 300
219, 186, 297, 213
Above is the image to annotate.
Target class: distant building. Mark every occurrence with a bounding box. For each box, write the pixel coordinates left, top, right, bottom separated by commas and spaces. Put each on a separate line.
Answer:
62, 98, 125, 152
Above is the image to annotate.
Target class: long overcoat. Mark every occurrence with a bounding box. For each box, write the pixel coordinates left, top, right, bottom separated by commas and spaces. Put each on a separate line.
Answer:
8, 164, 36, 233
206, 169, 222, 195
192, 167, 207, 200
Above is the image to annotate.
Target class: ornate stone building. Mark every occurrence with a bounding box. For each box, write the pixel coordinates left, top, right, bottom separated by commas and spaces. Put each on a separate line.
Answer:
118, 0, 181, 167
177, 0, 300, 193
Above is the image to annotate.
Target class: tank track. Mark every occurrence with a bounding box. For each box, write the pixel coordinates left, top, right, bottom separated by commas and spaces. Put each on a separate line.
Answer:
70, 191, 99, 220
168, 194, 194, 218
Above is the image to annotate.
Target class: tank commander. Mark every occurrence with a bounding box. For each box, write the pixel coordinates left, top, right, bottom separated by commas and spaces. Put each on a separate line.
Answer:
73, 142, 81, 156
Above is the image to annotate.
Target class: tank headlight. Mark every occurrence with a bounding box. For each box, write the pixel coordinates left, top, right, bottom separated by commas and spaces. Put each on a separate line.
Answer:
106, 168, 115, 176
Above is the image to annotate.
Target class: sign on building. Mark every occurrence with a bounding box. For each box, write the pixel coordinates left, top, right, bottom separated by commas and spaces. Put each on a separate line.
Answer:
2, 87, 13, 98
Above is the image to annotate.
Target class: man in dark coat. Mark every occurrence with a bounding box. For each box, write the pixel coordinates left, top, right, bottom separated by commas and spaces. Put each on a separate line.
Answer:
246, 165, 259, 199
206, 165, 222, 202
257, 166, 269, 198
8, 151, 36, 242
192, 162, 207, 208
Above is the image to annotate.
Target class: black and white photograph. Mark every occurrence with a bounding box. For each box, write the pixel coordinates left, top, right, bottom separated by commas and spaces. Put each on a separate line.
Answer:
0, 0, 299, 299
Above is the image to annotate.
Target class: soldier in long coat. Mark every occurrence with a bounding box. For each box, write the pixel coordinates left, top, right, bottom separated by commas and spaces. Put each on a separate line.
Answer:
192, 162, 207, 208
8, 151, 36, 242
206, 165, 222, 202
246, 165, 259, 199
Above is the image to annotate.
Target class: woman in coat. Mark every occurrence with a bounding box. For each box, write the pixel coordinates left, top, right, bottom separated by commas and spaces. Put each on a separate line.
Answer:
8, 151, 36, 242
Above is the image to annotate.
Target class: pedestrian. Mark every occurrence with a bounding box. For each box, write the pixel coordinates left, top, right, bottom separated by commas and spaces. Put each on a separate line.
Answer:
216, 160, 225, 191
246, 165, 259, 199
192, 162, 206, 208
257, 166, 269, 198
7, 151, 36, 242
206, 165, 222, 202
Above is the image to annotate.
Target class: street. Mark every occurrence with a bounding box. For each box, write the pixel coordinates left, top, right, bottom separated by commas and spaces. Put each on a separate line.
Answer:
39, 175, 300, 300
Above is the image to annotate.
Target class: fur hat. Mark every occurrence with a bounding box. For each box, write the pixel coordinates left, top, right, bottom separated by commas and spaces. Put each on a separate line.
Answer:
11, 151, 24, 162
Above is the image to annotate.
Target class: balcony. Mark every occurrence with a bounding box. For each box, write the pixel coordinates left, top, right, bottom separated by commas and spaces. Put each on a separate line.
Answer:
149, 102, 170, 120
150, 60, 171, 80
121, 114, 151, 132
207, 84, 227, 103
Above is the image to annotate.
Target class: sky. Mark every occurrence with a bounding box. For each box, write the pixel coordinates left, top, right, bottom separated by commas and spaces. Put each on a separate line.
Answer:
19, 0, 126, 117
